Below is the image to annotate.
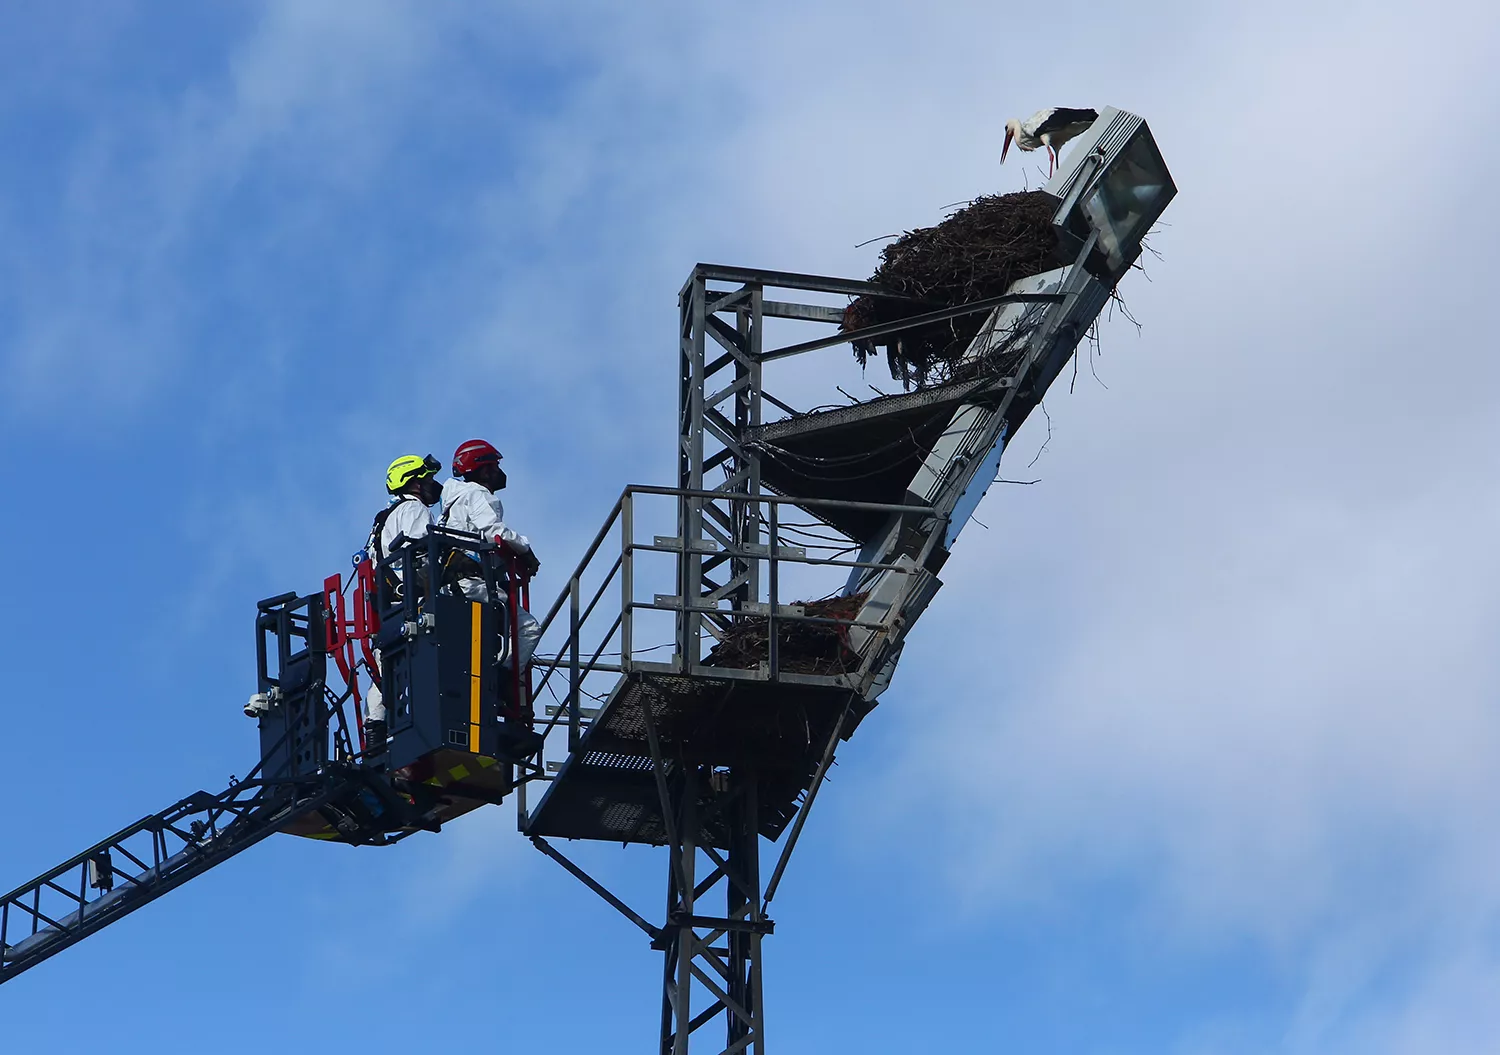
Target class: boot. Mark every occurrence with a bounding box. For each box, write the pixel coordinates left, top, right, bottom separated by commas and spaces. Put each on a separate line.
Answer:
363, 719, 388, 766
497, 724, 545, 761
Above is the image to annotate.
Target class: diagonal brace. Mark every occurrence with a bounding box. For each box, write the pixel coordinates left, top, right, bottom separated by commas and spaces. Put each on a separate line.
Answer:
531, 836, 660, 941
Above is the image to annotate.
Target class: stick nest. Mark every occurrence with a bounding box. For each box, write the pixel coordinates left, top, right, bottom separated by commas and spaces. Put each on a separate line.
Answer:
844, 191, 1060, 388
703, 593, 868, 677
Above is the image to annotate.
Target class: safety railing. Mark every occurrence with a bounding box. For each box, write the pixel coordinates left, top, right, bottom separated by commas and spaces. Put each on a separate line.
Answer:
521, 485, 938, 779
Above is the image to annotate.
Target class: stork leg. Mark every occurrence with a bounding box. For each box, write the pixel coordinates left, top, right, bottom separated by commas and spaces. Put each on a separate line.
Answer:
1047, 145, 1055, 178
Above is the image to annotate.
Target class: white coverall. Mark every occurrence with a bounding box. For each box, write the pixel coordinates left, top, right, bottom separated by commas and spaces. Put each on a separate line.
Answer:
373, 494, 434, 565
363, 495, 434, 723
439, 478, 542, 669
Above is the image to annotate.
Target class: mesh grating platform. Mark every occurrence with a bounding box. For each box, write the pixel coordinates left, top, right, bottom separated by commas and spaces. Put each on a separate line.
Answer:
525, 672, 855, 847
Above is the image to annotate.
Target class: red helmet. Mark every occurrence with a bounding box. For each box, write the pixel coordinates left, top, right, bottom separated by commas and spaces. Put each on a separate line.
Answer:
452, 438, 502, 478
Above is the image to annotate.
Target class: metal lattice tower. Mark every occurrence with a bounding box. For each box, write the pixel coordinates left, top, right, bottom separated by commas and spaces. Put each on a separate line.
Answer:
523, 108, 1176, 1053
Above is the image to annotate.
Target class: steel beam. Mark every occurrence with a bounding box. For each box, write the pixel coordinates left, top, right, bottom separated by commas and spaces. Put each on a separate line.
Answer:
655, 767, 766, 1054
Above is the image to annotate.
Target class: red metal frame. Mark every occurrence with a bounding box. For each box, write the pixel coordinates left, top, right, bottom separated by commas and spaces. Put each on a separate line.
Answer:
323, 568, 383, 754
506, 555, 533, 727
352, 558, 381, 675
521, 570, 533, 732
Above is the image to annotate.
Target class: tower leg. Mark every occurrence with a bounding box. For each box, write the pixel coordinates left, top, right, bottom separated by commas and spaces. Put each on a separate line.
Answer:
726, 770, 763, 1054
659, 767, 768, 1054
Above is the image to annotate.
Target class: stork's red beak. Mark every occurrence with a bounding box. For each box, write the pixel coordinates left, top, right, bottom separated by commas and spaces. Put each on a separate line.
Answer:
1001, 127, 1013, 164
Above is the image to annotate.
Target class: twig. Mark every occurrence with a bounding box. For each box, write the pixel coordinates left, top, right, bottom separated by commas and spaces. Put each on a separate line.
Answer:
1109, 289, 1142, 334
1026, 401, 1052, 469
1089, 334, 1108, 390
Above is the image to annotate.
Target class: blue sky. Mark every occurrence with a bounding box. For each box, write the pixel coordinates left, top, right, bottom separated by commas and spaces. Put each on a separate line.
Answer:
4, 1, 1500, 1051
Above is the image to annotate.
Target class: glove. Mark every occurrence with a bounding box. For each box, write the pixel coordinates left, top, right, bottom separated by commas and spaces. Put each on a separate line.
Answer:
512, 541, 541, 578
498, 536, 541, 578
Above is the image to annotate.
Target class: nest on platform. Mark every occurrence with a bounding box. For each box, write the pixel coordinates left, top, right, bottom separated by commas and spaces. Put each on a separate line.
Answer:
703, 593, 868, 676
843, 191, 1061, 388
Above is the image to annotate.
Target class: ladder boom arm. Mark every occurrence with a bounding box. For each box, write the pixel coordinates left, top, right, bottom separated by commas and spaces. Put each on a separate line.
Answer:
0, 775, 346, 984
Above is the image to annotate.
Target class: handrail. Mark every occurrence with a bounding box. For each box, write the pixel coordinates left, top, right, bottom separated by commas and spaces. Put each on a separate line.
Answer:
519, 480, 933, 791
534, 497, 625, 638
535, 486, 933, 639
760, 291, 1066, 363
531, 553, 622, 708
623, 484, 937, 516
534, 485, 925, 668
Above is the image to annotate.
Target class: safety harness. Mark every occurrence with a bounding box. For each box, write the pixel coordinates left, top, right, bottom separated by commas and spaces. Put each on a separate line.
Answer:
436, 488, 489, 583
368, 495, 430, 600
368, 495, 424, 563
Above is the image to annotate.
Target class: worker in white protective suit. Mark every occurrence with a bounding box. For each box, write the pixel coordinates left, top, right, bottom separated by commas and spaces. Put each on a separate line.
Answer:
359, 453, 442, 757
439, 438, 542, 670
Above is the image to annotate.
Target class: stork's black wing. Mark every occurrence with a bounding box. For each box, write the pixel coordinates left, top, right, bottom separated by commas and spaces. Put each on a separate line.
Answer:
1035, 108, 1098, 135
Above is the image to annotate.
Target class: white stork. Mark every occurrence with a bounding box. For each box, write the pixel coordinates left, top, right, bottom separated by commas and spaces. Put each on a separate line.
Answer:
1002, 107, 1099, 176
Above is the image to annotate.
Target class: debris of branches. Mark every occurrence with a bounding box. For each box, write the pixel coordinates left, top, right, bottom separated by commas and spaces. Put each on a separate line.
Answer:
844, 191, 1060, 388
703, 593, 867, 676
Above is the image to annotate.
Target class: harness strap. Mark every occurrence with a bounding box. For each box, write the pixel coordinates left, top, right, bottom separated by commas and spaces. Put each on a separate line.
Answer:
369, 495, 422, 562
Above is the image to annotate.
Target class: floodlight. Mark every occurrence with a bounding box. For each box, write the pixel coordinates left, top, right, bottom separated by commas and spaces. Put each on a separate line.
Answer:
1046, 107, 1176, 278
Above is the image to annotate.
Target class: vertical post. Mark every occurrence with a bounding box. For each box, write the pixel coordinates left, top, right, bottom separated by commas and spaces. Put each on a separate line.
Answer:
569, 575, 581, 751
767, 501, 779, 679
733, 293, 765, 611
664, 766, 698, 1055
678, 272, 708, 670
508, 557, 524, 725
727, 768, 764, 1053
621, 491, 634, 672
748, 289, 764, 601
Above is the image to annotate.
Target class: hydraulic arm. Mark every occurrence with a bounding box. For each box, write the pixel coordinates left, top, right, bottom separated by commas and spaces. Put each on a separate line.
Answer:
0, 768, 359, 983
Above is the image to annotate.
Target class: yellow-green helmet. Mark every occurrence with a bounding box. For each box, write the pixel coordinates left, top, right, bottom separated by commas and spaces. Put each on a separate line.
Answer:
385, 453, 440, 494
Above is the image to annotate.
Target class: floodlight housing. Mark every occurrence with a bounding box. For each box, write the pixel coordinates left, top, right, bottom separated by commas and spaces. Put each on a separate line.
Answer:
1045, 107, 1175, 279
